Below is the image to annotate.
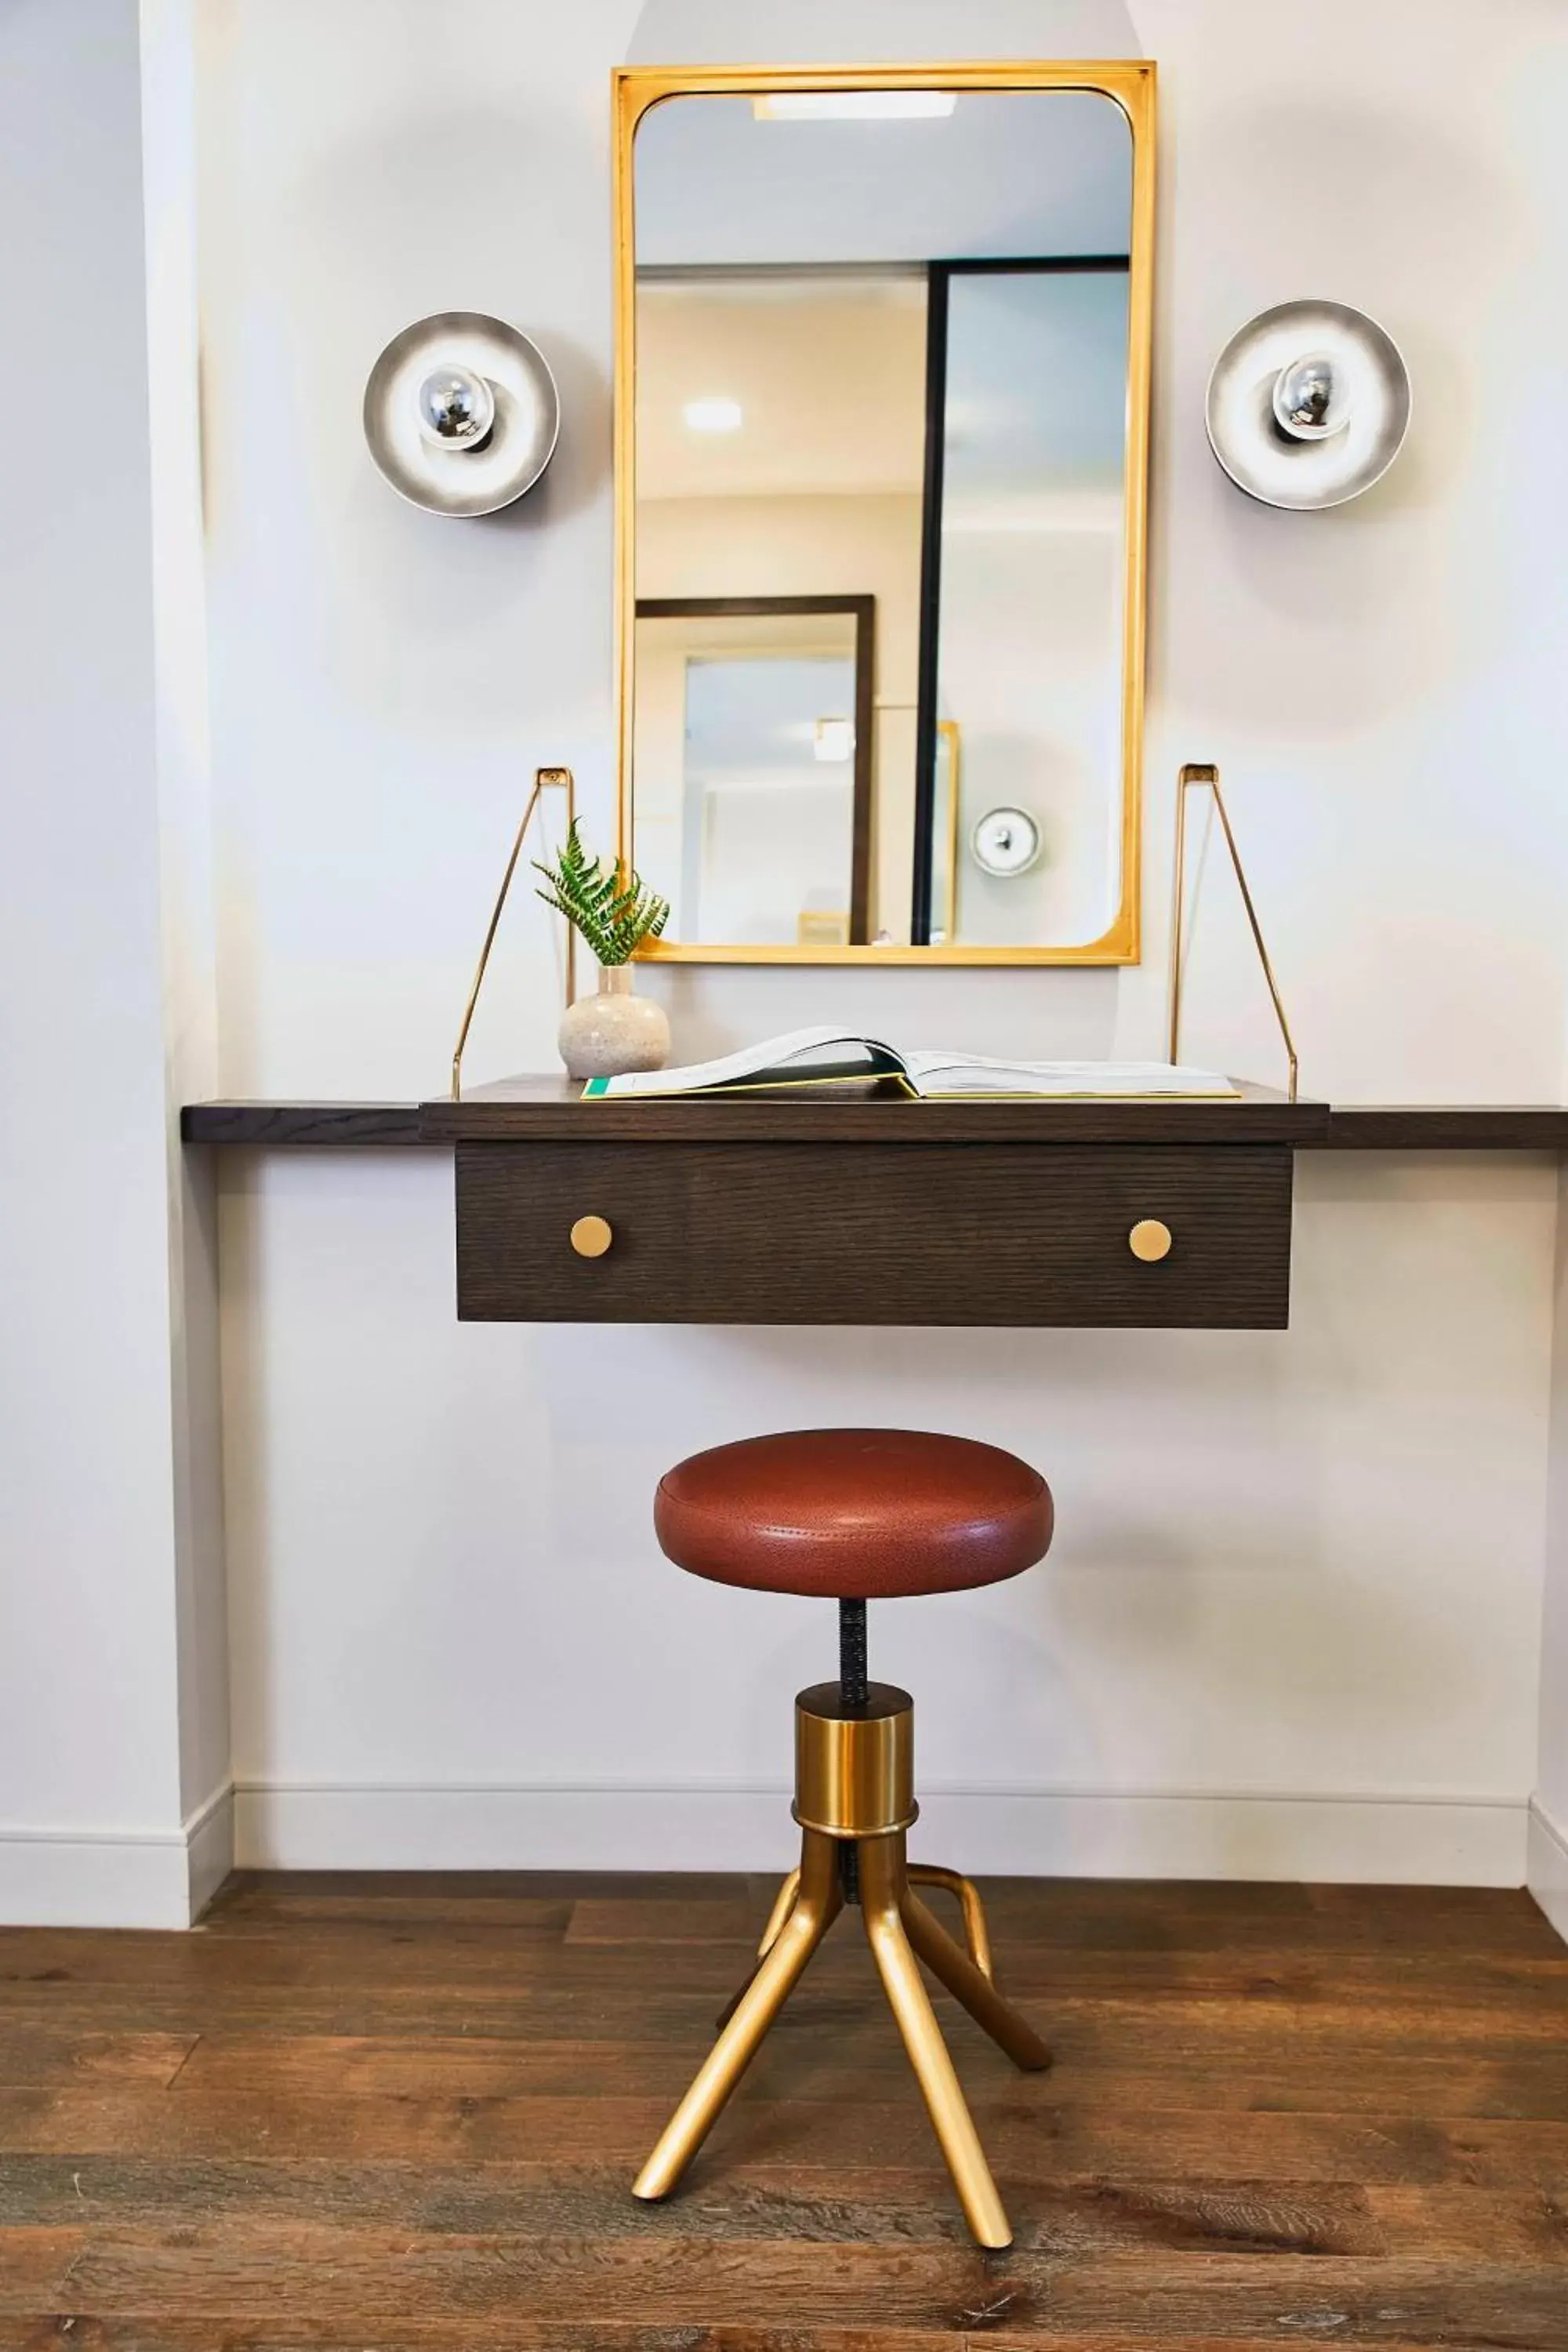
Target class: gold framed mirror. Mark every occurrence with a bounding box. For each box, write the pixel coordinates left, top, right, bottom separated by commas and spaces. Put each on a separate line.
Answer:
612, 61, 1156, 965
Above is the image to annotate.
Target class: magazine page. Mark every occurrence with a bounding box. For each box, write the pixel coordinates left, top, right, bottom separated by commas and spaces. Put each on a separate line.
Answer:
900, 1053, 1240, 1099
583, 1027, 902, 1098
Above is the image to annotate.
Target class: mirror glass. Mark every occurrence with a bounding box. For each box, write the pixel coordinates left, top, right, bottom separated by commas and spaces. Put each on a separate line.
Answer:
626, 81, 1142, 960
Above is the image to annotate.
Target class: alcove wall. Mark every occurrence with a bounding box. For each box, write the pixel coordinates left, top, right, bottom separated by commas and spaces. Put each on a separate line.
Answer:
5, 0, 1568, 1926
198, 0, 1568, 1892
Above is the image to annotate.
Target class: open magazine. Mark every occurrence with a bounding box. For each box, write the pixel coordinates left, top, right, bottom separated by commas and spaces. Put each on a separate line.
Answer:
581, 1026, 1240, 1102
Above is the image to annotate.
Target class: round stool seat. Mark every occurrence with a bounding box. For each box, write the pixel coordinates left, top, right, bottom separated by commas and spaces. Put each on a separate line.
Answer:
655, 1428, 1052, 1600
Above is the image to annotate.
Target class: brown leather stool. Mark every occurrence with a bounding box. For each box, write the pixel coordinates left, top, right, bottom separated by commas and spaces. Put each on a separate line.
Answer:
633, 1427, 1054, 2248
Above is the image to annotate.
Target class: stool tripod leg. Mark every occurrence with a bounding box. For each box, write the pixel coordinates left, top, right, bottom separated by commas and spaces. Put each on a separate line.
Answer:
900, 1890, 1052, 2071
858, 1835, 1013, 2251
713, 1864, 804, 2031
635, 1831, 839, 2203
757, 1865, 802, 1958
907, 1864, 993, 1980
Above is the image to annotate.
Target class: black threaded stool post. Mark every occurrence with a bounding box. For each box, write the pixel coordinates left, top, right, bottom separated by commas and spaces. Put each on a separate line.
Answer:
838, 1598, 868, 1708
837, 1599, 868, 1903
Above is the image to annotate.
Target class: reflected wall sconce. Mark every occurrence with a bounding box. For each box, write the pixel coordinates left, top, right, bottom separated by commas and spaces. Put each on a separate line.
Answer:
364, 311, 560, 517
970, 807, 1041, 879
1206, 300, 1410, 510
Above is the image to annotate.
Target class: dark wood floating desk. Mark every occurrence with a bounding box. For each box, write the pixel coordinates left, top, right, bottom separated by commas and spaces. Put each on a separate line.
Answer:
180, 1080, 1568, 1332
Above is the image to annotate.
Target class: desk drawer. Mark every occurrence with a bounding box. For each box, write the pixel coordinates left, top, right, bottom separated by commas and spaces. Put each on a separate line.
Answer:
456, 1141, 1293, 1327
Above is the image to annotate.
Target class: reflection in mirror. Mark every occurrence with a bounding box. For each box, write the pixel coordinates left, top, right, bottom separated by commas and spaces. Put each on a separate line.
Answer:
633, 599, 873, 945
928, 724, 960, 946
623, 75, 1147, 960
918, 266, 1128, 947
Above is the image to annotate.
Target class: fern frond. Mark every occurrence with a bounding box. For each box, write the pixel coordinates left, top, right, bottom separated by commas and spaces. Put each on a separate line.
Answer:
534, 820, 671, 967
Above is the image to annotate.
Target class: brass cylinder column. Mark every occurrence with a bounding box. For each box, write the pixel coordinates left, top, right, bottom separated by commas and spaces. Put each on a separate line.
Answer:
793, 1681, 916, 1839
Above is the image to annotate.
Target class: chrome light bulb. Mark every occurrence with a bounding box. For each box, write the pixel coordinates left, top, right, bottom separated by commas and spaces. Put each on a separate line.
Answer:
1272, 352, 1352, 441
416, 365, 495, 451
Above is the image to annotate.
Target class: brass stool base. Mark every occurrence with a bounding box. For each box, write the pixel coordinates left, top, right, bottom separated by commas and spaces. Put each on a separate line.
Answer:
632, 1686, 1051, 2250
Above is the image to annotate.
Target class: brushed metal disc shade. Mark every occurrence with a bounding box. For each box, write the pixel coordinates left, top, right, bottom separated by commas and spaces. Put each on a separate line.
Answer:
1206, 300, 1410, 510
364, 312, 560, 516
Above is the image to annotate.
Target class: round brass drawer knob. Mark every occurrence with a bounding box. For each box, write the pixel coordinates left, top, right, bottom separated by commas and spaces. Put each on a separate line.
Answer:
1129, 1218, 1173, 1263
570, 1214, 614, 1259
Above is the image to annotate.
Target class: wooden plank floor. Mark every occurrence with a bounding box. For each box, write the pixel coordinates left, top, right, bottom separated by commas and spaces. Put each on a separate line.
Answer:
1, 1873, 1565, 2350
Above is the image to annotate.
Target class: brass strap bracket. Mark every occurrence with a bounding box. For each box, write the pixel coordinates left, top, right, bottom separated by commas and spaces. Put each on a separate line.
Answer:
451, 765, 576, 1100
1168, 762, 1299, 1102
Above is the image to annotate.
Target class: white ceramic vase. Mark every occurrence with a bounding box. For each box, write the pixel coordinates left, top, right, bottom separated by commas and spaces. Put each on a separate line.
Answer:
557, 964, 670, 1080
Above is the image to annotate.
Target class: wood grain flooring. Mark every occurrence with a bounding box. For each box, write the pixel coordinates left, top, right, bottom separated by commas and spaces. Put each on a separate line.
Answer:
0, 1872, 1564, 2349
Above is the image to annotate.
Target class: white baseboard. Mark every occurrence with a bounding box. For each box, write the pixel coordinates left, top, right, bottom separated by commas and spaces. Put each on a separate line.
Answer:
235, 1778, 1529, 1886
2, 1770, 1532, 1926
2, 1780, 1527, 1917
184, 1782, 235, 1919
0, 1782, 234, 1929
1527, 1798, 1568, 1946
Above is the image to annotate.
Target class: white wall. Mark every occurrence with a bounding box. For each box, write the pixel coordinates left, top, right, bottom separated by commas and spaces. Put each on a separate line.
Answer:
187, 0, 1568, 1893
221, 1146, 1552, 1883
7, 0, 1568, 1921
1135, 0, 1568, 1105
0, 0, 228, 1926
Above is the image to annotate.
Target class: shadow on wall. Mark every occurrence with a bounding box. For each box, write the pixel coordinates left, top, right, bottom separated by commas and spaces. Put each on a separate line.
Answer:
472, 334, 608, 539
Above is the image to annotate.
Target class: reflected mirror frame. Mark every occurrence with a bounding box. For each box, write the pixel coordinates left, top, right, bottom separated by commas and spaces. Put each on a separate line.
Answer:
611, 59, 1157, 967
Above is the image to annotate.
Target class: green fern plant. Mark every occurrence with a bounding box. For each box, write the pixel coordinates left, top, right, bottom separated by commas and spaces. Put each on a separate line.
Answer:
533, 821, 670, 967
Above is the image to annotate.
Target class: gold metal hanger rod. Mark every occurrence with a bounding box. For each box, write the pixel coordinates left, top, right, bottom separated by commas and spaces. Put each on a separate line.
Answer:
451, 766, 576, 1101
1168, 762, 1298, 1102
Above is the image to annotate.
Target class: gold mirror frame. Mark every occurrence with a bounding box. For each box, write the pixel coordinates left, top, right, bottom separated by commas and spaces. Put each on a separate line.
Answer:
612, 60, 1156, 967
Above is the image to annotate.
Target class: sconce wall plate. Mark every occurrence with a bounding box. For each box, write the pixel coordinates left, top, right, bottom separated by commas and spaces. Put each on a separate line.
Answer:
1206, 300, 1410, 510
364, 312, 560, 517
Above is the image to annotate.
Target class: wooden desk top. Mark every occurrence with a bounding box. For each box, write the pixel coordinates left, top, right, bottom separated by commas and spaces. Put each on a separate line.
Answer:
180, 1083, 1568, 1152
421, 1074, 1328, 1145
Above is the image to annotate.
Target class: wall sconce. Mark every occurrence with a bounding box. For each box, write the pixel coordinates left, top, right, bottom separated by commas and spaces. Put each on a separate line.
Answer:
364, 311, 560, 517
1206, 300, 1410, 510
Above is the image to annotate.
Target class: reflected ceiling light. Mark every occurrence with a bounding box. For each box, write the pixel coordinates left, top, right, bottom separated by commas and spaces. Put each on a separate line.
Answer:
813, 718, 855, 764
753, 91, 956, 121
1206, 300, 1410, 510
684, 397, 743, 433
